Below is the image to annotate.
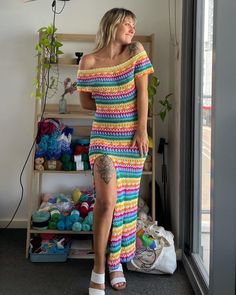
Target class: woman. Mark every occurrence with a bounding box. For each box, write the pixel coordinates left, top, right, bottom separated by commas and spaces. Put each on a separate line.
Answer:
77, 8, 154, 295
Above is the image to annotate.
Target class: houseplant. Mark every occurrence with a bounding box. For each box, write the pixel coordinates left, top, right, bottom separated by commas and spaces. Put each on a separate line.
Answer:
148, 75, 172, 121
32, 24, 64, 100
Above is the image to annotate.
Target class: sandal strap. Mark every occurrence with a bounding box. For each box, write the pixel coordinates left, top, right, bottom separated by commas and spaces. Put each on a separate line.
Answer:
109, 263, 123, 273
111, 277, 126, 286
91, 271, 105, 284
89, 287, 105, 295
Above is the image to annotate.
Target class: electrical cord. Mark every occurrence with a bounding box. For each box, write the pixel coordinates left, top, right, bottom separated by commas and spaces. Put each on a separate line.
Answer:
0, 0, 67, 231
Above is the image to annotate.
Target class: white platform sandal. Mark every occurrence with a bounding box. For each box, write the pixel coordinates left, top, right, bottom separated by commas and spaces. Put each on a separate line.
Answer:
109, 263, 126, 290
89, 270, 105, 295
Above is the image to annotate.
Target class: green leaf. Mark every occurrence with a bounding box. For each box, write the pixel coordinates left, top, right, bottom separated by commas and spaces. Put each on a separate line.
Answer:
44, 63, 50, 69
47, 25, 53, 35
49, 76, 56, 88
38, 26, 47, 33
54, 40, 63, 47
159, 100, 165, 106
56, 49, 64, 55
160, 110, 166, 121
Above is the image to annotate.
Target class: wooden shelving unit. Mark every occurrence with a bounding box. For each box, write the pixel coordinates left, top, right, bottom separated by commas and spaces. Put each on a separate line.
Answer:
26, 32, 156, 259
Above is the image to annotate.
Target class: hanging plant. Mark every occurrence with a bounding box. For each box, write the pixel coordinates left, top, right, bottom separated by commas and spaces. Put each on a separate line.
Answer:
32, 24, 64, 100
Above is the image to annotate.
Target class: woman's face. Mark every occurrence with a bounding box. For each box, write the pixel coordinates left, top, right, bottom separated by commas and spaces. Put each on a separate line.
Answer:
115, 16, 136, 44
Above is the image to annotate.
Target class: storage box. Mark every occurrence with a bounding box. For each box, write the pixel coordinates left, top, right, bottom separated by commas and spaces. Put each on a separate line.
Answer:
30, 246, 69, 263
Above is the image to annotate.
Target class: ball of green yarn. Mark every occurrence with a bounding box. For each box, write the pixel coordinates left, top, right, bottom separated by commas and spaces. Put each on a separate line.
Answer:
48, 220, 57, 229
61, 154, 71, 162
85, 213, 93, 226
49, 208, 60, 222
72, 222, 82, 231
63, 161, 73, 171
82, 223, 90, 231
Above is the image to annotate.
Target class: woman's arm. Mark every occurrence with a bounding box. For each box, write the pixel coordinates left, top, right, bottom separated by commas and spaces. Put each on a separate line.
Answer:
80, 92, 96, 111
131, 74, 149, 157
78, 55, 96, 111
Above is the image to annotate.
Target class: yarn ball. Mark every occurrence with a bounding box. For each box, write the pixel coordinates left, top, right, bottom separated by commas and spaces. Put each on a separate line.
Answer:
35, 164, 44, 171
84, 211, 93, 226
60, 154, 74, 171
61, 154, 71, 163
41, 193, 53, 202
48, 220, 57, 229
63, 126, 74, 137
49, 208, 60, 222
82, 222, 90, 231
57, 219, 65, 231
72, 188, 82, 205
72, 222, 82, 231
65, 217, 73, 230
79, 194, 90, 203
79, 201, 90, 219
69, 209, 80, 223
35, 157, 44, 165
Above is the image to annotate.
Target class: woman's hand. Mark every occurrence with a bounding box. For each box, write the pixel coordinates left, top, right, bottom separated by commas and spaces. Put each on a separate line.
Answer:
131, 128, 149, 157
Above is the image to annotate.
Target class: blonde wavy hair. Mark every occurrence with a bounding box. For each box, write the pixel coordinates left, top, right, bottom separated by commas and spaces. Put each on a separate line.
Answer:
94, 8, 136, 52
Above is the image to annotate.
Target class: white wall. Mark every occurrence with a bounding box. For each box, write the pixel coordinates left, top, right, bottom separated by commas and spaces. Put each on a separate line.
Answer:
0, 0, 181, 245
167, 0, 182, 249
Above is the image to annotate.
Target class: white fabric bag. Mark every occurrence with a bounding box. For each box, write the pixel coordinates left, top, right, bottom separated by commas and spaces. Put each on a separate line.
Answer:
127, 222, 177, 274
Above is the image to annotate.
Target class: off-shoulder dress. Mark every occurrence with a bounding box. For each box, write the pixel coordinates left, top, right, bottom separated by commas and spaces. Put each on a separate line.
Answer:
77, 50, 154, 270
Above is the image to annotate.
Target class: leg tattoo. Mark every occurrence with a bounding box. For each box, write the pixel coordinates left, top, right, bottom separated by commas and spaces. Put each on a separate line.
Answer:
95, 155, 115, 184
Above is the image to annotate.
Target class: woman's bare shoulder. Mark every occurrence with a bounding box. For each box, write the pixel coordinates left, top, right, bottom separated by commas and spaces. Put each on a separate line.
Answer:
79, 53, 96, 70
127, 41, 145, 56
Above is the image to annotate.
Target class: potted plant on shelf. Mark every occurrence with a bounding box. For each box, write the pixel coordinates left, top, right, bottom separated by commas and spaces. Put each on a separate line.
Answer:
32, 24, 64, 100
59, 77, 77, 114
148, 75, 172, 121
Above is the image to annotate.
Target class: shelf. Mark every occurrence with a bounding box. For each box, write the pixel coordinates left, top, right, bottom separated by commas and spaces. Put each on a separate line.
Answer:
40, 104, 94, 120
56, 58, 78, 68
26, 32, 156, 260
34, 170, 92, 174
35, 170, 152, 175
30, 229, 93, 235
40, 104, 152, 121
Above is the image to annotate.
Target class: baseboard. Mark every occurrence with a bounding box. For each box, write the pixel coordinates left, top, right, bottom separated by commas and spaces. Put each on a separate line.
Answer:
0, 219, 27, 228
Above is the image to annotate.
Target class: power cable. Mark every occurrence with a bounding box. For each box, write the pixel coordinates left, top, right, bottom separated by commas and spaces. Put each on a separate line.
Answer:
0, 0, 67, 231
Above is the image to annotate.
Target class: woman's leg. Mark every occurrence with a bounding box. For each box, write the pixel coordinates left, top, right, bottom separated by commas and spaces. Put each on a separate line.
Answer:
90, 155, 117, 291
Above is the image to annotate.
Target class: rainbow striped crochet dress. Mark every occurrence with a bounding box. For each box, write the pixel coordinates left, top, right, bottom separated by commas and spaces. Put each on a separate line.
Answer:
77, 50, 154, 270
